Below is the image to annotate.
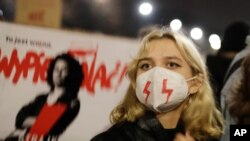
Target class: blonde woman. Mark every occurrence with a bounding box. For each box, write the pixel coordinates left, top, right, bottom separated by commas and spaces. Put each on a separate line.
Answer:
91, 28, 224, 141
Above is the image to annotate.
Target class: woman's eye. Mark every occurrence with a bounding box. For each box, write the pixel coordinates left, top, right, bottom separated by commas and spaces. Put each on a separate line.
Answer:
167, 62, 180, 69
139, 63, 151, 70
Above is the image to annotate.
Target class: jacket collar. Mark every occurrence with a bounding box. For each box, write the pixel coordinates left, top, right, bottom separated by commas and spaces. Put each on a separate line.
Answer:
137, 111, 185, 141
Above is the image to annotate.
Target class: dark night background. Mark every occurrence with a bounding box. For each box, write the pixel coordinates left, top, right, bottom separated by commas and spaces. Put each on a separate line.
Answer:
1, 0, 250, 52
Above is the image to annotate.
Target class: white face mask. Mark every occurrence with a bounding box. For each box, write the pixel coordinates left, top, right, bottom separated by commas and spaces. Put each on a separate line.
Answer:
136, 67, 196, 113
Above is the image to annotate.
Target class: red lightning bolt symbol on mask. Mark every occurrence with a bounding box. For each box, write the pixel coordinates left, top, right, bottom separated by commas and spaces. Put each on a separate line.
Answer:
143, 81, 151, 103
162, 79, 173, 104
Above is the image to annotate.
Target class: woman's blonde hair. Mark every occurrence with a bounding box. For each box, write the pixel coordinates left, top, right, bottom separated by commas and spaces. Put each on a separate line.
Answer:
110, 28, 224, 140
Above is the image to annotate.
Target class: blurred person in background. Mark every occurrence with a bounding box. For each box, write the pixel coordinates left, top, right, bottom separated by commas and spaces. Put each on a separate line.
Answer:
220, 53, 250, 141
220, 34, 250, 112
206, 21, 250, 107
228, 53, 250, 124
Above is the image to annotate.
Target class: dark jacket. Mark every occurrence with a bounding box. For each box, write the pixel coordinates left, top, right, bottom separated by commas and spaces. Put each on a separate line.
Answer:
91, 112, 185, 141
91, 111, 220, 141
206, 54, 232, 105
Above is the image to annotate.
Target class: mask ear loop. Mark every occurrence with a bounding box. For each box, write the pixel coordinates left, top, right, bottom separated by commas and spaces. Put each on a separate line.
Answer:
186, 74, 204, 94
185, 76, 197, 97
183, 75, 201, 110
183, 74, 203, 110
186, 76, 198, 82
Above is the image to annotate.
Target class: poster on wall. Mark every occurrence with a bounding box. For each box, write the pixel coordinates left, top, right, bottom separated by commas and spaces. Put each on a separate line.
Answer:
0, 22, 139, 141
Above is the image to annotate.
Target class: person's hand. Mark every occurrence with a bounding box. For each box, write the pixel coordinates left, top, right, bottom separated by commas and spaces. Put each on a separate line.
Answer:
23, 117, 36, 128
174, 131, 195, 141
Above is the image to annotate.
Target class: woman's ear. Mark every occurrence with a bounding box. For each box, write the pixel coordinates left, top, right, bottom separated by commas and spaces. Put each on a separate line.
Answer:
188, 75, 203, 95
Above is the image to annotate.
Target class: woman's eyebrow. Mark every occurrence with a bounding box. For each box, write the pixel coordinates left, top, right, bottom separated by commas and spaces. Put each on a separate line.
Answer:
138, 57, 153, 62
163, 56, 183, 62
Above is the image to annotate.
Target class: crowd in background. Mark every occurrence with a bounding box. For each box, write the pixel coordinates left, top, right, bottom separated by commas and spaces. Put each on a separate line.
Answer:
206, 21, 250, 141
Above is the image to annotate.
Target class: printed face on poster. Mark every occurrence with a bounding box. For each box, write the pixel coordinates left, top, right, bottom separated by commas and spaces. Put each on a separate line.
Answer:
0, 22, 139, 141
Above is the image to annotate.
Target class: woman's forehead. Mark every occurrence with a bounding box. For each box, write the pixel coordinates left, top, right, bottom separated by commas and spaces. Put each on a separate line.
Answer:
140, 38, 184, 59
